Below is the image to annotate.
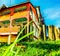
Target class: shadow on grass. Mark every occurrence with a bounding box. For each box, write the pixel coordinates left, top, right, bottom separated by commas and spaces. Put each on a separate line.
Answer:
20, 41, 60, 51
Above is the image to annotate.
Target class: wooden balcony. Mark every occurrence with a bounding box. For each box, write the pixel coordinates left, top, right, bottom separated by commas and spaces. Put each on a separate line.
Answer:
0, 26, 20, 35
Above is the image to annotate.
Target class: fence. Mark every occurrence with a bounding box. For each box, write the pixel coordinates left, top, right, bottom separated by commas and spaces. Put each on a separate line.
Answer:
39, 25, 60, 40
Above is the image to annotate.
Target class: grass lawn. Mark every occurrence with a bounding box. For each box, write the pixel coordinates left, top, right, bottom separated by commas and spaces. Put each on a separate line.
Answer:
0, 40, 60, 56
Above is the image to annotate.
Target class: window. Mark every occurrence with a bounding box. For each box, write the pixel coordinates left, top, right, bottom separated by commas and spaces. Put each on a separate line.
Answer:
2, 20, 10, 28
2, 20, 10, 24
14, 6, 27, 13
15, 18, 27, 22
12, 18, 27, 26
0, 10, 11, 16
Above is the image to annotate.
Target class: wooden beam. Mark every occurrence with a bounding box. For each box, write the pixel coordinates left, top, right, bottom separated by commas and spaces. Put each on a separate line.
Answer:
8, 34, 11, 44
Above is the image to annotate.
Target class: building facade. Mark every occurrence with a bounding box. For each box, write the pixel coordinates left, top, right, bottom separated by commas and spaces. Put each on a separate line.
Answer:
0, 2, 42, 44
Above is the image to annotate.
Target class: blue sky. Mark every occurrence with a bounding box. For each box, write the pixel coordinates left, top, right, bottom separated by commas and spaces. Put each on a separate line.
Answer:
0, 0, 60, 27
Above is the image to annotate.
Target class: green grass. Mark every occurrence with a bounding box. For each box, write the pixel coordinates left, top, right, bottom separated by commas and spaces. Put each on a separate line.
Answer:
0, 40, 60, 56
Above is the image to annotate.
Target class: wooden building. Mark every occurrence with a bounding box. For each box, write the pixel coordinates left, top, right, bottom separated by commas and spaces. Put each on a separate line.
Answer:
0, 2, 41, 44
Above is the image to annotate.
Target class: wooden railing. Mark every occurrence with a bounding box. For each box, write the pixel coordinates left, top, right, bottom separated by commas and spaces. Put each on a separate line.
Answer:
0, 26, 20, 35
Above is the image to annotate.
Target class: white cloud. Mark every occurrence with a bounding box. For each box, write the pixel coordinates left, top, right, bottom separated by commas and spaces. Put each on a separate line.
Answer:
44, 7, 60, 20
56, 24, 60, 27
55, 21, 60, 27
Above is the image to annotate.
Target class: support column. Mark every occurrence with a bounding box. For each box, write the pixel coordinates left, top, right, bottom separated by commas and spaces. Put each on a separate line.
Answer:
33, 12, 36, 38
29, 22, 33, 33
21, 23, 23, 36
33, 12, 38, 39
42, 25, 46, 41
27, 19, 29, 34
8, 34, 11, 44
27, 12, 30, 38
8, 16, 12, 44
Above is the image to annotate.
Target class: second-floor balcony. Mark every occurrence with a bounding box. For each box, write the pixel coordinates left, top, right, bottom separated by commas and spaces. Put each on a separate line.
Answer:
0, 26, 20, 35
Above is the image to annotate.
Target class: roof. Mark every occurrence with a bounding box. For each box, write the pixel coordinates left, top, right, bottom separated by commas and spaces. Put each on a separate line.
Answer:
9, 1, 30, 7
0, 1, 30, 11
0, 4, 8, 10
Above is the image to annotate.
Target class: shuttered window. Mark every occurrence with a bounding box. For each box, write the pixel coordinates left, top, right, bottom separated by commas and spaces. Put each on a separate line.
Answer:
2, 20, 10, 24
15, 18, 27, 22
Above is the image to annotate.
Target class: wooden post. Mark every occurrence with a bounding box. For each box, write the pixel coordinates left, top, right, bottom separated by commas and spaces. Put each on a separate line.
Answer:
42, 25, 46, 41
54, 27, 59, 40
58, 28, 60, 39
39, 26, 42, 39
48, 25, 55, 40
21, 23, 23, 36
27, 19, 29, 34
8, 15, 12, 44
27, 12, 30, 38
33, 12, 36, 39
8, 34, 11, 44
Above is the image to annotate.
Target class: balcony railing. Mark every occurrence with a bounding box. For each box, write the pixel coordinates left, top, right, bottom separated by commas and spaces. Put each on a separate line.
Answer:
0, 26, 20, 35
